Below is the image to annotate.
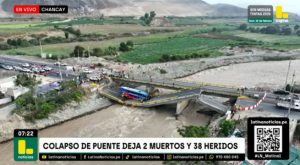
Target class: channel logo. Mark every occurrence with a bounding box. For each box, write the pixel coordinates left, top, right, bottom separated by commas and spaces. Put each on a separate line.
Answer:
17, 140, 34, 155
14, 129, 38, 161
275, 5, 289, 23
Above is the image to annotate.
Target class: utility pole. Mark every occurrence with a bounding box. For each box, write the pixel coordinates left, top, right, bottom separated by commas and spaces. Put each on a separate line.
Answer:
39, 39, 43, 58
58, 57, 63, 81
287, 70, 296, 118
77, 48, 80, 62
284, 60, 291, 90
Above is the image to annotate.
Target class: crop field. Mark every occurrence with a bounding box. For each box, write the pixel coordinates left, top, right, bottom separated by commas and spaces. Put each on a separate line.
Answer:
235, 32, 300, 44
40, 17, 141, 27
0, 22, 48, 37
222, 30, 300, 50
118, 37, 233, 64
76, 24, 182, 35
166, 17, 244, 26
167, 17, 206, 26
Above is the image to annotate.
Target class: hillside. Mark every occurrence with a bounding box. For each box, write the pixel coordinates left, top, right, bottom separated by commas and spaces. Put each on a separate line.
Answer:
0, 0, 247, 17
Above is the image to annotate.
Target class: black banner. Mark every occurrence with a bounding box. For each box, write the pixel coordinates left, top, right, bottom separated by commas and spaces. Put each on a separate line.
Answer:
39, 5, 68, 14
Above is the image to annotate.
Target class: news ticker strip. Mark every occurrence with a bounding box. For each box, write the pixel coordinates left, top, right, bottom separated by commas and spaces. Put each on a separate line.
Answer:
39, 138, 245, 154
13, 5, 68, 14
39, 153, 245, 161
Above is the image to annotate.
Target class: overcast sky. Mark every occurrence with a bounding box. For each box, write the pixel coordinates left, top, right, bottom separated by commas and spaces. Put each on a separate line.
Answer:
205, 0, 299, 14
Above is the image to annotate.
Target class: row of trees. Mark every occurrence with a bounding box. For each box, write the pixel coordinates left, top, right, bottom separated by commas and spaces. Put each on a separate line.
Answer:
54, 25, 81, 37
239, 23, 300, 36
70, 40, 134, 57
159, 52, 210, 62
2, 27, 82, 50
70, 45, 118, 57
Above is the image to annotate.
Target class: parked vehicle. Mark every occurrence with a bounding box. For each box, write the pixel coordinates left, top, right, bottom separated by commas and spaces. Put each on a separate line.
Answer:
54, 62, 68, 66
22, 68, 32, 73
31, 67, 41, 73
43, 66, 52, 71
0, 64, 13, 70
21, 63, 30, 67
14, 66, 23, 72
89, 76, 100, 81
277, 100, 300, 110
82, 68, 94, 74
273, 89, 289, 95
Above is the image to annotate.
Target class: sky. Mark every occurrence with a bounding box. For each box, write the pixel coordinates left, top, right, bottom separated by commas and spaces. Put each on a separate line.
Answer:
205, 0, 299, 14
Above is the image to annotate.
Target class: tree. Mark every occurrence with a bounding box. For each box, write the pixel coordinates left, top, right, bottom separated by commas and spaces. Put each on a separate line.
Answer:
70, 45, 85, 57
150, 11, 156, 18
219, 120, 236, 137
14, 74, 38, 87
119, 42, 129, 51
238, 23, 247, 30
7, 39, 17, 46
126, 40, 134, 48
119, 41, 134, 52
282, 27, 292, 35
28, 38, 39, 45
64, 32, 69, 39
212, 27, 217, 32
160, 54, 170, 62
144, 13, 149, 20
286, 84, 292, 91
104, 46, 117, 56
141, 11, 156, 25
75, 29, 81, 37
260, 27, 266, 33
92, 48, 104, 57
0, 91, 5, 99
265, 26, 278, 34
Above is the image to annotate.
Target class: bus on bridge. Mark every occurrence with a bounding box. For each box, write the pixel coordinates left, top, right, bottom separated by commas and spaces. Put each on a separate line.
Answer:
119, 86, 150, 102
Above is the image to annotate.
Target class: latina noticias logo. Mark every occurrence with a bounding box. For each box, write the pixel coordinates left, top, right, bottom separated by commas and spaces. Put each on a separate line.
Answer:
275, 5, 288, 23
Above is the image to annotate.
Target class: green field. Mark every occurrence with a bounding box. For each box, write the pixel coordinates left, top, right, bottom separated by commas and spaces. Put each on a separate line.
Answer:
222, 30, 300, 50
0, 22, 48, 37
118, 37, 233, 64
236, 32, 300, 44
39, 17, 141, 27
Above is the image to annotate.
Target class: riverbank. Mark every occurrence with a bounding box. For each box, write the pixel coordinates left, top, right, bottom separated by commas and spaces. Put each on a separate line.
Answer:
180, 60, 300, 89
111, 50, 300, 79
0, 94, 112, 142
